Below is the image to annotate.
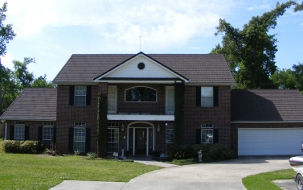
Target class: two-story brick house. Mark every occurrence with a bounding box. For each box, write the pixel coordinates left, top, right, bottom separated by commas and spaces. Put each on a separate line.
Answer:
1, 52, 303, 156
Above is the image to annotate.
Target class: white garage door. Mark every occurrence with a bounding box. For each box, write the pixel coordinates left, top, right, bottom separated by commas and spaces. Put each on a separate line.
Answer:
238, 128, 303, 156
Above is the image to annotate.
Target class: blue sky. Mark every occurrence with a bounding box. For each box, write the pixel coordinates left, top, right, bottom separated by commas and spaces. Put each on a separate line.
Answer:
1, 0, 302, 81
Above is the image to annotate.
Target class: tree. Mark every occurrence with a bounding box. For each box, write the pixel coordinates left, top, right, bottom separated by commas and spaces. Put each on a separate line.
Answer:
0, 2, 16, 115
292, 62, 303, 94
270, 68, 297, 89
13, 57, 35, 89
211, 1, 302, 89
32, 74, 54, 88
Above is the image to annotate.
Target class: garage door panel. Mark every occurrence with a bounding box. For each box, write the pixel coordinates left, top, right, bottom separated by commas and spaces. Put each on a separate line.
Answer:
238, 128, 303, 156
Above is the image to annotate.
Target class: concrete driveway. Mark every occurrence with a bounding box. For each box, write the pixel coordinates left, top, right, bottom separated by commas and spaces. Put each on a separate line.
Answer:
51, 157, 294, 190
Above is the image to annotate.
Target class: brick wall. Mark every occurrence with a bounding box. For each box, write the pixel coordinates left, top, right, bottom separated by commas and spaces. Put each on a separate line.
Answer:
113, 83, 166, 114
231, 123, 303, 155
56, 85, 99, 154
5, 120, 55, 141
183, 86, 231, 147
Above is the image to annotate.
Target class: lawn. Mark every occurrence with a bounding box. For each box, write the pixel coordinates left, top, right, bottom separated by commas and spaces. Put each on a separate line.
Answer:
243, 168, 296, 190
0, 140, 161, 190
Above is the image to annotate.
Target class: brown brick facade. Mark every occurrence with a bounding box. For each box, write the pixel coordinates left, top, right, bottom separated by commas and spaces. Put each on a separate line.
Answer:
56, 85, 99, 154
5, 120, 56, 141
183, 86, 231, 147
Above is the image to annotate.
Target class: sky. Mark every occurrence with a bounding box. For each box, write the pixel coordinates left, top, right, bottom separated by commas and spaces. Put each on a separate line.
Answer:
0, 0, 302, 81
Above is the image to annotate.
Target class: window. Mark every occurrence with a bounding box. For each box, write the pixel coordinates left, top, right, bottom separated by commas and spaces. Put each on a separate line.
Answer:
107, 123, 119, 154
74, 123, 86, 152
108, 86, 117, 113
165, 123, 175, 144
75, 86, 86, 106
201, 124, 213, 144
197, 86, 218, 107
125, 87, 156, 102
166, 86, 175, 114
201, 87, 213, 107
43, 122, 54, 141
14, 121, 25, 140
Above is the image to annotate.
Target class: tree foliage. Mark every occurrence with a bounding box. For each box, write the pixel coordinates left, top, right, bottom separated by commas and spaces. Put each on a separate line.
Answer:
211, 1, 302, 89
32, 74, 54, 88
292, 62, 303, 93
270, 68, 296, 89
1, 58, 54, 114
270, 62, 303, 94
13, 57, 35, 89
0, 2, 16, 115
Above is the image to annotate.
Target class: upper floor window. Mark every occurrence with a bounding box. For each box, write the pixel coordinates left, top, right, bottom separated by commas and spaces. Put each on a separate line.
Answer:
75, 86, 86, 106
69, 86, 91, 106
201, 87, 213, 107
125, 87, 156, 102
196, 86, 218, 107
108, 86, 117, 113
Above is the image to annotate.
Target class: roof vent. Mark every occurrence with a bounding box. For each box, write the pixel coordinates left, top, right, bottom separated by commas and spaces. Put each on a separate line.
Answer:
138, 62, 145, 70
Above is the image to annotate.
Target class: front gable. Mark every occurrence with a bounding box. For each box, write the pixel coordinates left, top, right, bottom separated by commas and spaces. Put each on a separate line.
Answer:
94, 52, 188, 83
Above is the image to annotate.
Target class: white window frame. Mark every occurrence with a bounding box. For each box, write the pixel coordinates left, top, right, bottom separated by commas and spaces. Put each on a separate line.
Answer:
108, 86, 117, 114
74, 122, 86, 152
43, 122, 54, 141
201, 87, 213, 107
74, 86, 86, 106
125, 86, 157, 102
107, 123, 119, 154
165, 86, 175, 114
201, 124, 213, 144
14, 121, 25, 140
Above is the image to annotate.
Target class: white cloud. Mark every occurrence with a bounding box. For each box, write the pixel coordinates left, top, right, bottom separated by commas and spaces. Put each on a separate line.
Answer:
2, 0, 234, 47
248, 4, 270, 11
1, 53, 13, 70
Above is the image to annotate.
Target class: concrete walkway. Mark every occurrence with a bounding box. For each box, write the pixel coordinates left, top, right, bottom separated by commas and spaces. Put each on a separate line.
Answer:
50, 157, 295, 190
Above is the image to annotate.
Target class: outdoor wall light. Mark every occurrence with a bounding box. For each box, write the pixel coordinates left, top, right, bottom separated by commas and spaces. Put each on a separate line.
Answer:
121, 124, 125, 131
157, 124, 161, 132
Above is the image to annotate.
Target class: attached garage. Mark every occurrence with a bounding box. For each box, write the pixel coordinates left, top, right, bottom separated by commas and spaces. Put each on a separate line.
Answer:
231, 90, 303, 156
238, 128, 303, 156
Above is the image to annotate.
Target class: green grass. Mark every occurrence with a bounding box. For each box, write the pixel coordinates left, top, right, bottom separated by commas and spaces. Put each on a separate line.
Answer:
243, 168, 296, 190
0, 140, 161, 190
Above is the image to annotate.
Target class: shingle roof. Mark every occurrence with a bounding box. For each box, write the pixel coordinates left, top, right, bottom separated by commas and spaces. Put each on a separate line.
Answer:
53, 53, 235, 84
0, 88, 57, 121
231, 89, 303, 122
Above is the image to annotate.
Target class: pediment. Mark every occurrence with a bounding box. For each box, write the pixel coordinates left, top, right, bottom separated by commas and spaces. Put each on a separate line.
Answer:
94, 52, 188, 83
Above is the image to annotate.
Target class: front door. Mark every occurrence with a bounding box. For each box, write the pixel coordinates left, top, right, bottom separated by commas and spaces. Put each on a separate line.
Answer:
128, 123, 154, 156
135, 129, 146, 155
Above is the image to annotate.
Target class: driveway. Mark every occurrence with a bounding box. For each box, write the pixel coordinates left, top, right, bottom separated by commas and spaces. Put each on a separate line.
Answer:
51, 157, 293, 190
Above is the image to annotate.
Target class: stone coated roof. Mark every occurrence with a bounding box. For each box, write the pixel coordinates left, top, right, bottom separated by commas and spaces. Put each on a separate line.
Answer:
231, 89, 303, 122
0, 88, 57, 121
53, 52, 235, 85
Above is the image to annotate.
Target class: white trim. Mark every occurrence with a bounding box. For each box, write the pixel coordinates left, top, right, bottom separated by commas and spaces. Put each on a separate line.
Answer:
127, 122, 154, 156
99, 80, 181, 84
165, 86, 175, 114
108, 86, 117, 114
107, 114, 174, 121
94, 54, 189, 82
125, 86, 157, 102
231, 121, 303, 124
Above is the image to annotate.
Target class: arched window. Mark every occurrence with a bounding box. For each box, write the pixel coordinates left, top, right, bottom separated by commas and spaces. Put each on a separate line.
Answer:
125, 87, 157, 102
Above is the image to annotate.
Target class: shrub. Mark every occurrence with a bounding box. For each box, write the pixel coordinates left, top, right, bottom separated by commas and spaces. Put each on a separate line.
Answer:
166, 144, 196, 159
2, 140, 45, 154
193, 143, 235, 162
87, 152, 98, 160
